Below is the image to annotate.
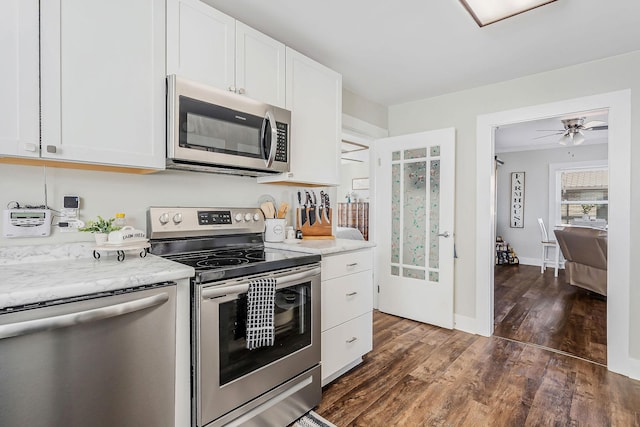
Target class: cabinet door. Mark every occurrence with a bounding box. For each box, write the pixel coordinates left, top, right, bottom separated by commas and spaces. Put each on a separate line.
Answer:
235, 22, 286, 108
0, 0, 39, 158
166, 0, 235, 92
259, 48, 341, 186
41, 0, 165, 169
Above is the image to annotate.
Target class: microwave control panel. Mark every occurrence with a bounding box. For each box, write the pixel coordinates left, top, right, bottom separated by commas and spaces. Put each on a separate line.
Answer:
275, 122, 288, 162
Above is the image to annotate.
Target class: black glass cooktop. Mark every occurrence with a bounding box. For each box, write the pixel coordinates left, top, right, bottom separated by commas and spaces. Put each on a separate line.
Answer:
165, 246, 320, 283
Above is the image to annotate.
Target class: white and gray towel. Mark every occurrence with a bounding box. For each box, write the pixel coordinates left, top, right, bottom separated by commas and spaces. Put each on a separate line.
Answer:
246, 277, 276, 350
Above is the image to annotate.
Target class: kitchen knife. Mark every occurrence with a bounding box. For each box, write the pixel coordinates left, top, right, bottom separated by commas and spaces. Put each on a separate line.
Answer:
313, 191, 321, 224
306, 190, 315, 226
298, 191, 306, 227
321, 191, 330, 223
324, 193, 331, 223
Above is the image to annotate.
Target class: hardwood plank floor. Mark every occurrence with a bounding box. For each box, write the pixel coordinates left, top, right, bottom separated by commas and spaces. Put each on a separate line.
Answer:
316, 311, 640, 426
494, 264, 607, 365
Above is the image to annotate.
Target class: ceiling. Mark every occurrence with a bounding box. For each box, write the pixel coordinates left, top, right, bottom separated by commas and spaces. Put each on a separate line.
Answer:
203, 0, 640, 106
495, 109, 608, 153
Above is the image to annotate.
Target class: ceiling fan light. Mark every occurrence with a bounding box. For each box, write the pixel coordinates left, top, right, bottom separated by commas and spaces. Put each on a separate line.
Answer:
573, 132, 586, 145
558, 134, 571, 145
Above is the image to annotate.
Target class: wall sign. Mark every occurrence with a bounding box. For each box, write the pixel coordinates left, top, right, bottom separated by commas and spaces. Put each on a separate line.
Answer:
510, 172, 525, 228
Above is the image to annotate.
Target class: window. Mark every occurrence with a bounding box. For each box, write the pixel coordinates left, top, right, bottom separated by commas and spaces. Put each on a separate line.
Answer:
559, 169, 608, 223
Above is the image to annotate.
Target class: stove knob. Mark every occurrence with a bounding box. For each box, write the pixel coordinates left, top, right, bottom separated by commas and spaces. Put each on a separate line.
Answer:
159, 213, 170, 225
235, 213, 243, 222
172, 213, 183, 224
244, 213, 253, 222
253, 213, 261, 221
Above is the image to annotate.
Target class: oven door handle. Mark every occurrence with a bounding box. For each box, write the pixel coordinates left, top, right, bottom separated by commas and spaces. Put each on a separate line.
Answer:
201, 267, 320, 300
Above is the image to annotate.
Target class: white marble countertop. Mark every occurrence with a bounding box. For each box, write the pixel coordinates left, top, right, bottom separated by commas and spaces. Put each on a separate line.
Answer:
0, 242, 194, 309
265, 238, 375, 255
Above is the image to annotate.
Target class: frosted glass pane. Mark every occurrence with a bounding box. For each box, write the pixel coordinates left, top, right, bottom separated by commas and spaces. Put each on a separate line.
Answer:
391, 266, 399, 276
429, 159, 440, 269
392, 151, 401, 161
429, 271, 439, 282
430, 145, 440, 157
404, 148, 426, 159
403, 268, 425, 280
391, 164, 400, 263
403, 162, 426, 268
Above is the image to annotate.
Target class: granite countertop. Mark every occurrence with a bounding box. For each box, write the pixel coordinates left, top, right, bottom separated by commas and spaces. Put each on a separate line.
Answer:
0, 243, 194, 309
265, 238, 375, 255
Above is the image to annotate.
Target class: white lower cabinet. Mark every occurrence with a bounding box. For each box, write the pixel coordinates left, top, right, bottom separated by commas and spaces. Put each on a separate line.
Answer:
321, 249, 373, 385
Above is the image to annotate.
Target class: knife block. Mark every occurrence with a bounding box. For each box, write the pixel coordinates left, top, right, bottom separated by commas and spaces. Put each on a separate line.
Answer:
296, 208, 333, 239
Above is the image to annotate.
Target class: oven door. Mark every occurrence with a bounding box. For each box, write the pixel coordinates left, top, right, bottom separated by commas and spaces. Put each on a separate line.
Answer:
195, 264, 320, 426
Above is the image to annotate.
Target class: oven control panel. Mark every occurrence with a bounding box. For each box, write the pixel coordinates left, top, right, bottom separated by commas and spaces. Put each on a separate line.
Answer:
148, 207, 265, 239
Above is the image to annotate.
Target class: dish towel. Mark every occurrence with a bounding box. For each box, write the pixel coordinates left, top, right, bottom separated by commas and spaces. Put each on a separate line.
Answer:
246, 277, 277, 350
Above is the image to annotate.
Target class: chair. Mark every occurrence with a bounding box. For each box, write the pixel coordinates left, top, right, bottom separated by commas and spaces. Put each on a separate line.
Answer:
537, 218, 559, 277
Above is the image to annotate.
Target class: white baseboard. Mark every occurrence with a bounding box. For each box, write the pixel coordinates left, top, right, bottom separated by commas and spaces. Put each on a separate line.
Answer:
454, 314, 477, 334
626, 356, 640, 381
512, 257, 565, 269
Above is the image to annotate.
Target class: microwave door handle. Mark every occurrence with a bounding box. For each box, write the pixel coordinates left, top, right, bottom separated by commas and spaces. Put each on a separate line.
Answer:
261, 109, 278, 167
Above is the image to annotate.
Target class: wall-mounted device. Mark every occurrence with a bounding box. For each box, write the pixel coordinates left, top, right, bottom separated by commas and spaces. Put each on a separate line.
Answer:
59, 195, 83, 232
3, 209, 52, 238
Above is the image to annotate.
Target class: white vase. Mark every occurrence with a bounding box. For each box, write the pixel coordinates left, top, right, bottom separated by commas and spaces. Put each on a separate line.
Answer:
582, 214, 590, 221
94, 233, 108, 245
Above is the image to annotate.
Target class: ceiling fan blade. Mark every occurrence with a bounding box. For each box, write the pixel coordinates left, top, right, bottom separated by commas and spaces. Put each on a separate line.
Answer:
533, 132, 564, 140
582, 120, 607, 130
536, 129, 564, 132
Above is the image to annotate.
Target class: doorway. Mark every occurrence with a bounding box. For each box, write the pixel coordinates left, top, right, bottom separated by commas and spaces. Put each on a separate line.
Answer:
492, 112, 609, 364
475, 90, 632, 377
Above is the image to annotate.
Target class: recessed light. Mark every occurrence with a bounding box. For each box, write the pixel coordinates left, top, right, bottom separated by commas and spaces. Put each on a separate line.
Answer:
459, 0, 557, 27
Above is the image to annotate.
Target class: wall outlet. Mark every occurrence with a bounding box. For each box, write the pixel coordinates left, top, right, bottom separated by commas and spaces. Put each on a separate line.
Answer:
59, 218, 85, 232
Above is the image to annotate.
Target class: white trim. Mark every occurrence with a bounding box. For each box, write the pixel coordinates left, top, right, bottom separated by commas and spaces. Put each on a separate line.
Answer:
548, 160, 608, 229
476, 90, 632, 377
342, 114, 388, 139
454, 314, 477, 334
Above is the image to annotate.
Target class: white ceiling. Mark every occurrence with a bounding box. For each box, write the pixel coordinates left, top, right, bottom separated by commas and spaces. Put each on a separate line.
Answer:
495, 110, 608, 153
203, 0, 640, 106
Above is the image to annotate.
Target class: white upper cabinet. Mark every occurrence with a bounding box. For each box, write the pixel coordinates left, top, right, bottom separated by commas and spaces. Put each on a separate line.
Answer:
167, 0, 285, 108
258, 47, 342, 186
40, 0, 166, 170
0, 0, 39, 158
235, 22, 286, 108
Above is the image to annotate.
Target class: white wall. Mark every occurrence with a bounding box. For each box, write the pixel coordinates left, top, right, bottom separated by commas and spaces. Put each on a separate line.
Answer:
496, 144, 608, 265
0, 163, 335, 246
338, 161, 370, 204
388, 50, 640, 360
343, 88, 388, 129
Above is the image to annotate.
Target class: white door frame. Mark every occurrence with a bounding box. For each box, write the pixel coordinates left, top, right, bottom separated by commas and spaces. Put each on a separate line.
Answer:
475, 90, 634, 378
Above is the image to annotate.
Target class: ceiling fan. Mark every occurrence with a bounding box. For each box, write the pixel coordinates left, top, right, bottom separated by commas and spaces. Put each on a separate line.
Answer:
536, 117, 608, 146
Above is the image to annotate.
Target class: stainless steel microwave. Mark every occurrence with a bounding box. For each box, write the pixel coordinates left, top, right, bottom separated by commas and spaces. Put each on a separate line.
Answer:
166, 75, 291, 176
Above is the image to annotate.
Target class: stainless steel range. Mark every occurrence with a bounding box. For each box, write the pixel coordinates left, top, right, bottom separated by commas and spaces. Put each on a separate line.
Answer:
148, 207, 321, 427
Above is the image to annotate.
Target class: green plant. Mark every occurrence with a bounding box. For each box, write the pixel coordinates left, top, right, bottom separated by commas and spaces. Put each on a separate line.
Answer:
79, 216, 121, 234
581, 204, 595, 215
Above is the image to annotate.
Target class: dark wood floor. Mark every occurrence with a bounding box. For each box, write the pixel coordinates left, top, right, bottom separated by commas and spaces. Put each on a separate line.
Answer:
494, 264, 607, 365
316, 310, 640, 426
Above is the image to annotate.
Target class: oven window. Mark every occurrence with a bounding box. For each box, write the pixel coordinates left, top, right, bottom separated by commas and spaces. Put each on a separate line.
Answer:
218, 283, 312, 386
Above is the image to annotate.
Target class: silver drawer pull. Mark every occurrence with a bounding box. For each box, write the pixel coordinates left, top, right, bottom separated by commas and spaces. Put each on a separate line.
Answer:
346, 337, 358, 344
346, 263, 358, 267
346, 291, 358, 297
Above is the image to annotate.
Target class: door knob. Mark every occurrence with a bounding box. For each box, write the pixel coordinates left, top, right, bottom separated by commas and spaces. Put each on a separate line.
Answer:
438, 231, 450, 238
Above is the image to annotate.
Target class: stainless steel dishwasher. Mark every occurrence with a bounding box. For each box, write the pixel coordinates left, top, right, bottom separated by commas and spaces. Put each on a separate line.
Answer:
0, 282, 177, 427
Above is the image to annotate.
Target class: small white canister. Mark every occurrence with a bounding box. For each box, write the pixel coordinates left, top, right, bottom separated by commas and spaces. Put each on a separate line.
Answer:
264, 218, 286, 242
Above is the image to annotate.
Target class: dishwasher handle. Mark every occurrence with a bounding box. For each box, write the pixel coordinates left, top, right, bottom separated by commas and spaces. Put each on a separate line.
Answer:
0, 292, 170, 340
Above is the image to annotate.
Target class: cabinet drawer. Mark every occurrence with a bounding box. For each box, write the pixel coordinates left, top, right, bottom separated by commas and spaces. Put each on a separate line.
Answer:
322, 270, 372, 331
321, 312, 372, 381
321, 249, 373, 281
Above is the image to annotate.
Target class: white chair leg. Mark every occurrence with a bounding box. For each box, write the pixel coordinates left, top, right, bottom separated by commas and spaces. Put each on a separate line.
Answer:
540, 246, 545, 273
554, 243, 559, 277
